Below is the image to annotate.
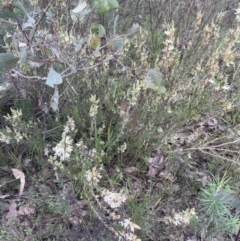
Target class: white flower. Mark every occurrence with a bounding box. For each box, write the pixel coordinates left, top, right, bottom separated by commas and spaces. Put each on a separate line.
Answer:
118, 232, 141, 241
102, 189, 127, 208
168, 45, 174, 51
164, 208, 197, 226
125, 232, 141, 241
235, 6, 240, 22
164, 31, 170, 36
0, 132, 11, 144
64, 117, 75, 133
85, 166, 102, 186
118, 142, 127, 153
44, 147, 49, 156
119, 219, 141, 232
53, 135, 73, 161
47, 155, 57, 164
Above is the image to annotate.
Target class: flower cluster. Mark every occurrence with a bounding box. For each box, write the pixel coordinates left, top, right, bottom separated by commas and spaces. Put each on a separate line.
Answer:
47, 155, 64, 172
89, 94, 99, 119
101, 189, 128, 209
163, 208, 197, 226
118, 142, 127, 153
85, 166, 102, 186
129, 80, 143, 106
119, 219, 141, 241
45, 118, 76, 178
119, 232, 141, 241
0, 108, 36, 144
159, 22, 179, 72
235, 4, 240, 23
52, 117, 75, 161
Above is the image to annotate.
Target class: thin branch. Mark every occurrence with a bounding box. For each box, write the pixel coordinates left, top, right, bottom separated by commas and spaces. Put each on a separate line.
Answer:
61, 57, 114, 77
15, 16, 30, 45
11, 70, 46, 81
199, 149, 239, 165
30, 0, 55, 44
212, 139, 240, 147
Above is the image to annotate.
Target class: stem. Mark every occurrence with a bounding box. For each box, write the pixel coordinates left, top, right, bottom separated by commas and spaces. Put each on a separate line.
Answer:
235, 227, 240, 241
30, 0, 55, 44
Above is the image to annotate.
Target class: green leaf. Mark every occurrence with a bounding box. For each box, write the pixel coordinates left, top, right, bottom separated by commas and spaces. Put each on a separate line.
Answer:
109, 37, 124, 52
46, 67, 63, 88
93, 0, 119, 13
0, 53, 19, 77
145, 68, 166, 94
91, 24, 106, 37
12, 2, 35, 27
107, 0, 119, 10
1, 6, 16, 19
12, 1, 28, 15
93, 0, 110, 14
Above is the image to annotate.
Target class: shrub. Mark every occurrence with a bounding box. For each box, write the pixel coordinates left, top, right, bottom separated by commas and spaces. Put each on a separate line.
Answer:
1, 0, 240, 240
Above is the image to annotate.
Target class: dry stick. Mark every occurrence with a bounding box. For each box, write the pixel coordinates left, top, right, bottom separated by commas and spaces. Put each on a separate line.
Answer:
11, 69, 47, 80
30, 0, 55, 44
199, 149, 239, 165
235, 227, 240, 241
15, 16, 30, 45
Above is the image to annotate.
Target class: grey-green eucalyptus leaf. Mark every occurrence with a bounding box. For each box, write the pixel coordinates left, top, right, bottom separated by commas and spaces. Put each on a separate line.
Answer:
145, 68, 166, 94
72, 1, 87, 14
46, 67, 63, 88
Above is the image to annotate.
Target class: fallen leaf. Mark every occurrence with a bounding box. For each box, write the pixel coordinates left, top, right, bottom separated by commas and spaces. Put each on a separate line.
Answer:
158, 171, 174, 181
6, 200, 18, 222
11, 168, 25, 179
120, 99, 128, 117
130, 111, 140, 132
147, 154, 167, 178
11, 168, 25, 196
133, 179, 141, 190
147, 165, 160, 178
18, 205, 35, 216
124, 166, 138, 173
